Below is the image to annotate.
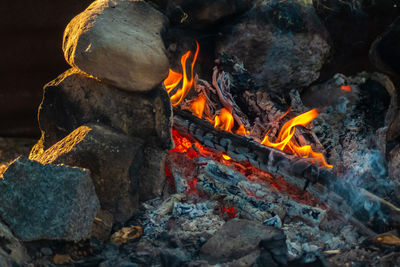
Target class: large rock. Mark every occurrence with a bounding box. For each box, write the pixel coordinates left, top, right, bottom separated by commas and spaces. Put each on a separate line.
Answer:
30, 124, 143, 223
0, 157, 99, 241
63, 0, 169, 92
200, 218, 285, 263
217, 0, 330, 93
38, 68, 172, 151
370, 17, 400, 77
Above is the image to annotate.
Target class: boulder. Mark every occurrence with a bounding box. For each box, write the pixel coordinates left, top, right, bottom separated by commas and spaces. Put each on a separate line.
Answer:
166, 0, 253, 28
0, 157, 99, 241
38, 68, 172, 151
200, 218, 284, 263
370, 17, 400, 77
216, 0, 330, 93
63, 0, 169, 92
30, 124, 144, 223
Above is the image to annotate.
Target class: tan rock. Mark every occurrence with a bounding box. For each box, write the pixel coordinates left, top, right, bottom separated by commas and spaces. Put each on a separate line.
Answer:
63, 0, 169, 92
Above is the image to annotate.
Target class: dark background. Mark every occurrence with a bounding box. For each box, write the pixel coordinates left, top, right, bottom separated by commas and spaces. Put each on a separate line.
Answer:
0, 0, 92, 138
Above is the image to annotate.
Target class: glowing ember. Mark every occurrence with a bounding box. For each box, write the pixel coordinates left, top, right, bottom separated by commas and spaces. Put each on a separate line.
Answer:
261, 109, 332, 168
221, 206, 237, 219
341, 85, 351, 92
187, 177, 198, 196
214, 108, 234, 132
164, 42, 199, 106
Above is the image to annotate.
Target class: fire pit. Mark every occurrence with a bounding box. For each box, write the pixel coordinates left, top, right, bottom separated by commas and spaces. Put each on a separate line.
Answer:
1, 0, 400, 266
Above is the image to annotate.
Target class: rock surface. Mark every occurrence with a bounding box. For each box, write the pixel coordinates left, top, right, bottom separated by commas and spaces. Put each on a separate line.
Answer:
63, 0, 169, 92
30, 124, 143, 223
370, 17, 400, 77
217, 0, 330, 93
0, 157, 99, 241
200, 218, 284, 263
38, 68, 172, 151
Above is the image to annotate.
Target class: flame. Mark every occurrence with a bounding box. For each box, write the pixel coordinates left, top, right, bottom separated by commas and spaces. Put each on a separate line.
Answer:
236, 124, 249, 136
222, 154, 231, 160
261, 109, 332, 168
191, 95, 206, 118
341, 85, 351, 92
164, 42, 199, 106
214, 108, 234, 132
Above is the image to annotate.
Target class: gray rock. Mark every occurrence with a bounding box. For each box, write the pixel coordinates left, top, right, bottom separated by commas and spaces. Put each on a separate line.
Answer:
200, 218, 284, 263
217, 0, 330, 93
63, 0, 169, 92
0, 157, 100, 241
0, 221, 30, 265
30, 124, 143, 223
38, 68, 173, 151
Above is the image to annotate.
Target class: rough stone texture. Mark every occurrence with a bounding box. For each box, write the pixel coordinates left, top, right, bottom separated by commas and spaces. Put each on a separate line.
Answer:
166, 0, 253, 28
138, 145, 168, 201
38, 68, 173, 151
0, 221, 30, 266
0, 157, 99, 241
200, 218, 284, 263
63, 0, 169, 92
216, 0, 330, 93
389, 144, 400, 182
370, 16, 400, 77
30, 124, 143, 223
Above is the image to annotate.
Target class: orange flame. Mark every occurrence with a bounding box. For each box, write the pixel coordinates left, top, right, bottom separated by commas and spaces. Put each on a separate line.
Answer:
222, 154, 231, 160
164, 42, 199, 106
236, 124, 249, 136
261, 109, 332, 168
191, 95, 206, 118
214, 108, 234, 132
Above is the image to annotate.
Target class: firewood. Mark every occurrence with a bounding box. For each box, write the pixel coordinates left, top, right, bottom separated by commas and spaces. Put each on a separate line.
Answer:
173, 109, 400, 233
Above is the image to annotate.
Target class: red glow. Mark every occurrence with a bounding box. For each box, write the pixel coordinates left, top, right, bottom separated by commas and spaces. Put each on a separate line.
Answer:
187, 177, 198, 196
221, 206, 237, 219
341, 85, 351, 92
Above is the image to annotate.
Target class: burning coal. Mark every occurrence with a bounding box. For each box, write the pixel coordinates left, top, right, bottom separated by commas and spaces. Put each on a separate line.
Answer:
164, 43, 332, 168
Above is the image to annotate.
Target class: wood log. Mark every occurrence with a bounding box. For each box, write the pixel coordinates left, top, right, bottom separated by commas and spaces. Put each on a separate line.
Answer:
173, 109, 400, 233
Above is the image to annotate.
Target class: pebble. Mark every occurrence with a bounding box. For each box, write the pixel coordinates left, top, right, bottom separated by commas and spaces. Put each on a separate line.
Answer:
40, 247, 53, 256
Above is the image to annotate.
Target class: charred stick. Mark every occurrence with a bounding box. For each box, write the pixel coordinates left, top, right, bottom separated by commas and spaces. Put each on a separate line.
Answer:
172, 109, 400, 232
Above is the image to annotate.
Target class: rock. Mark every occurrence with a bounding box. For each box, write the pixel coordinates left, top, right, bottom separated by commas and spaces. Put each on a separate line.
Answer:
0, 221, 30, 265
138, 145, 168, 201
314, 0, 399, 78
0, 157, 100, 241
389, 144, 400, 181
200, 218, 284, 263
40, 247, 53, 257
38, 68, 173, 151
370, 17, 400, 77
160, 248, 190, 267
166, 0, 253, 28
63, 0, 169, 92
216, 0, 330, 93
110, 226, 143, 245
92, 209, 114, 241
30, 124, 143, 223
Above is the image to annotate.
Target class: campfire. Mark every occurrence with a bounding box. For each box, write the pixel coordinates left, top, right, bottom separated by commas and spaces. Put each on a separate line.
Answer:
1, 0, 400, 266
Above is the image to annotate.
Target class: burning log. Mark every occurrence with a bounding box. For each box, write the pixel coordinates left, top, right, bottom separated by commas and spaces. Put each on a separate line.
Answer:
173, 109, 400, 233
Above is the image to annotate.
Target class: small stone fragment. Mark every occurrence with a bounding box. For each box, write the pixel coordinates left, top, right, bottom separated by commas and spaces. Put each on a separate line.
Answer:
110, 226, 143, 245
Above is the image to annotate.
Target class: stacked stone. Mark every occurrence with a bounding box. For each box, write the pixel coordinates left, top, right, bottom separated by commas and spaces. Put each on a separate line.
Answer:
0, 0, 173, 242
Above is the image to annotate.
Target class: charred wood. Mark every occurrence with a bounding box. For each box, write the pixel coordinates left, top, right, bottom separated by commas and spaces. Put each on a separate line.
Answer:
173, 109, 400, 233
